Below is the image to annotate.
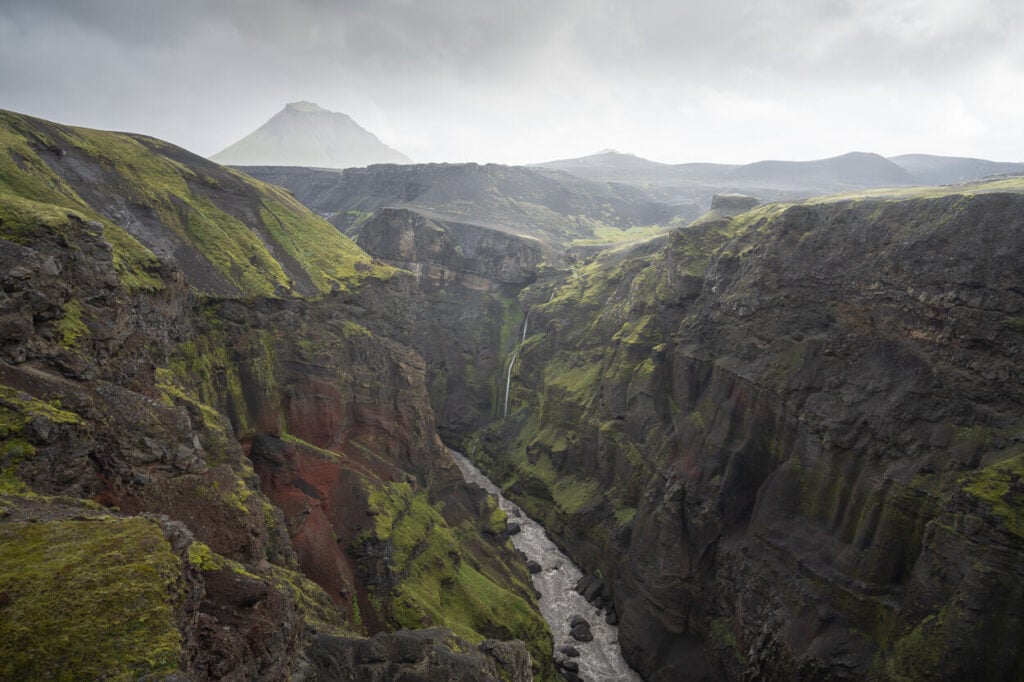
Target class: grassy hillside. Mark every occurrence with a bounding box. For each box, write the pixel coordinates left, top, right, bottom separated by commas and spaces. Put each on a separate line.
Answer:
0, 109, 391, 297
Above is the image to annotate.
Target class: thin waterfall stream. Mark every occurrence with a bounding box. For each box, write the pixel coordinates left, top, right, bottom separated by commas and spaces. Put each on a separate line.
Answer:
503, 312, 530, 418
450, 449, 641, 682
503, 351, 517, 418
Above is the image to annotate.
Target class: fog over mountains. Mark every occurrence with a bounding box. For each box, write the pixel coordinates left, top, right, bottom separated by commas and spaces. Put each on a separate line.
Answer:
221, 104, 1024, 209
537, 149, 1024, 196
231, 108, 1024, 238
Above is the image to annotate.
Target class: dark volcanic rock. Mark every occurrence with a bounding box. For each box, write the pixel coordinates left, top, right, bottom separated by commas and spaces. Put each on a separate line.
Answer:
303, 628, 531, 681
709, 192, 760, 214
527, 559, 542, 574
570, 623, 594, 642
569, 615, 593, 642
474, 187, 1024, 680
575, 573, 603, 604
507, 521, 522, 536
357, 208, 550, 289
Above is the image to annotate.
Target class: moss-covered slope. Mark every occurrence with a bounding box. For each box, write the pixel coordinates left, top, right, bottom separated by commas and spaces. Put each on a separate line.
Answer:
0, 109, 390, 298
471, 179, 1024, 680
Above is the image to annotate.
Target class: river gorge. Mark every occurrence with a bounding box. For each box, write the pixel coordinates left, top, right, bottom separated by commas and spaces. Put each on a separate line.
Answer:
451, 449, 641, 681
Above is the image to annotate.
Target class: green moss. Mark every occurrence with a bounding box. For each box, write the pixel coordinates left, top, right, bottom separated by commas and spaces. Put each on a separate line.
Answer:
961, 450, 1024, 537
259, 195, 393, 294
571, 223, 673, 246
0, 109, 390, 298
0, 517, 183, 680
341, 320, 374, 338
551, 475, 600, 514
612, 314, 658, 345
543, 351, 603, 404
0, 114, 166, 292
154, 367, 234, 463
164, 318, 248, 434
0, 437, 35, 494
614, 506, 637, 524
265, 563, 352, 635
486, 496, 508, 534
54, 298, 89, 349
709, 616, 749, 667
366, 481, 551, 670
183, 196, 290, 296
186, 540, 260, 579
0, 386, 84, 431
885, 613, 946, 681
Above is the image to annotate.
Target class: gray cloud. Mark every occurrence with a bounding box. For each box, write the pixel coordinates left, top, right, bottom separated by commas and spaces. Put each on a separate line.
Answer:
1, 0, 1021, 163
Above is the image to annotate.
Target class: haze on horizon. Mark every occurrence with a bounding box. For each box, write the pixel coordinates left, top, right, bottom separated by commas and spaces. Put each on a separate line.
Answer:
1, 0, 1021, 166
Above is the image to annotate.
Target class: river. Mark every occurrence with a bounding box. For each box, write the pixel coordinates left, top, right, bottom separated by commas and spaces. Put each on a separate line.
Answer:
450, 450, 641, 682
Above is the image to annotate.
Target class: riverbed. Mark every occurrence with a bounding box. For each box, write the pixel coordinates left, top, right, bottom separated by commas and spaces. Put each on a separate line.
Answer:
450, 450, 641, 682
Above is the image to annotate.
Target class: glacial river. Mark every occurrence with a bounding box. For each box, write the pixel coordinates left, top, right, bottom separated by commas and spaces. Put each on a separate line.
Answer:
450, 450, 641, 682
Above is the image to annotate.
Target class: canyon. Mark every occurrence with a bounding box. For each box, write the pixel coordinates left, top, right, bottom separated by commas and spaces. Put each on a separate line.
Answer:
1, 107, 1023, 681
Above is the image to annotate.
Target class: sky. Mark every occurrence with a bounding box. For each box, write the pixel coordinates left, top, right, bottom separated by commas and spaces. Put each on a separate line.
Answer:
1, 0, 1022, 165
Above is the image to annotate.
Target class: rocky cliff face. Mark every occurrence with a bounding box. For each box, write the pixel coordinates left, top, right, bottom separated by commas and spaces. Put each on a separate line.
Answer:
0, 110, 548, 680
468, 183, 1024, 680
350, 207, 553, 444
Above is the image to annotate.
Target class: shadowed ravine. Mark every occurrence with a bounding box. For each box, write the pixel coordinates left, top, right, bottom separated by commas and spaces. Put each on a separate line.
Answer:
451, 450, 642, 681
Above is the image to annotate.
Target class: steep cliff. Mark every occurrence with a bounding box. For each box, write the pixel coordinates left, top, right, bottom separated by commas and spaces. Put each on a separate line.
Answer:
349, 207, 554, 445
470, 181, 1024, 680
0, 110, 549, 680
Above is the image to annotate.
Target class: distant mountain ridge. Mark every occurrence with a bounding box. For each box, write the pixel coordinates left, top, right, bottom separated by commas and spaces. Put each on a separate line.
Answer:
888, 154, 1024, 185
211, 101, 410, 169
237, 163, 702, 248
534, 150, 1024, 203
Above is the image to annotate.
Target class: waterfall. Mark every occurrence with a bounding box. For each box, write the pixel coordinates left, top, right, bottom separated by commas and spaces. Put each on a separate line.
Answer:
503, 351, 518, 417
503, 312, 530, 418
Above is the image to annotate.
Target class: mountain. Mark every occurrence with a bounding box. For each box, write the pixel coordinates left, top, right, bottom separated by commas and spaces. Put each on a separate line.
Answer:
724, 150, 915, 190
238, 163, 702, 248
534, 150, 737, 187
211, 101, 411, 168
889, 153, 1024, 185
536, 150, 917, 200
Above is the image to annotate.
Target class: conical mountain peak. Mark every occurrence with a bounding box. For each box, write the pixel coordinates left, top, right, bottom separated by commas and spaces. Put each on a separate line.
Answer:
212, 103, 410, 168
284, 101, 328, 113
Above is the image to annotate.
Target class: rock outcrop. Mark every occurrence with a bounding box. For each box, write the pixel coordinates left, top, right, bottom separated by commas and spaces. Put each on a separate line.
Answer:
350, 207, 551, 444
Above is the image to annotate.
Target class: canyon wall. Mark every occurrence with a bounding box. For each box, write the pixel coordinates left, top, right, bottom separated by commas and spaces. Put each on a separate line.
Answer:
468, 188, 1024, 680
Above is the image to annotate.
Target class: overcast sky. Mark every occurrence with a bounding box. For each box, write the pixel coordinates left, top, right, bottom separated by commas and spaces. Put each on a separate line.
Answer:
1, 0, 1021, 165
